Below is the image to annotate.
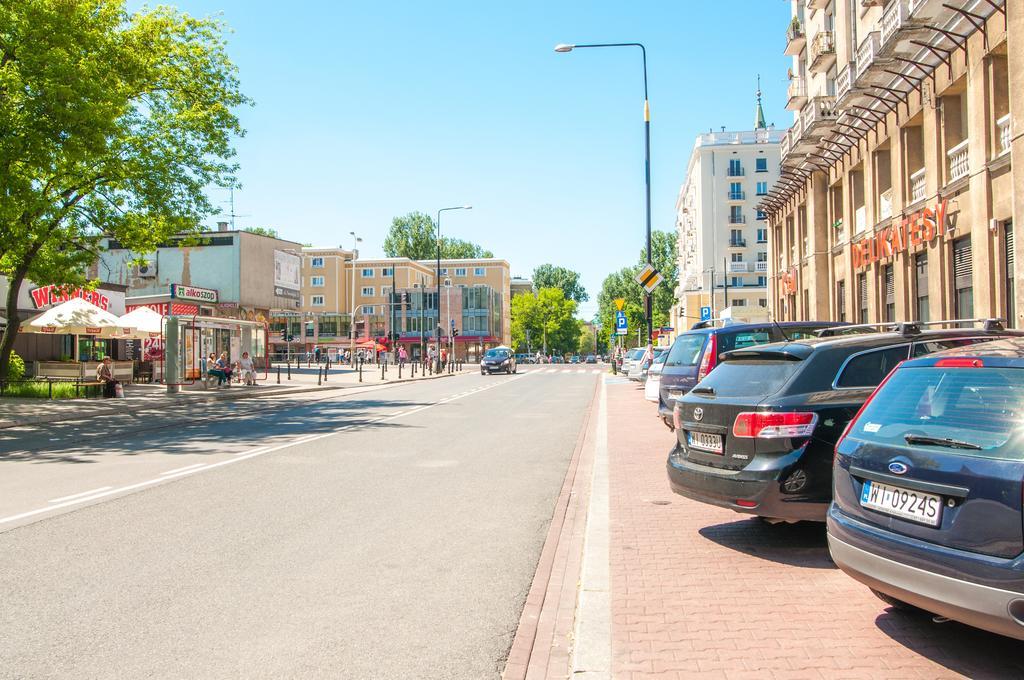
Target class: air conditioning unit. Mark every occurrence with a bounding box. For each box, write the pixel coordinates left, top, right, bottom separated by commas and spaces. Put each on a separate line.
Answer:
134, 261, 157, 277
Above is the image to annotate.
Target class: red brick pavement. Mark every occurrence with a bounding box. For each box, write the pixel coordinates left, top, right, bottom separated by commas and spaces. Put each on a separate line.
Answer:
606, 380, 1024, 680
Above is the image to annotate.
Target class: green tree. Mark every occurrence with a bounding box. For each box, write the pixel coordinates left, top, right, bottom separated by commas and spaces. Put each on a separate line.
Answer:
0, 1, 247, 379
532, 264, 588, 304
577, 322, 596, 355
244, 226, 279, 239
646, 230, 679, 329
383, 212, 492, 259
510, 287, 580, 355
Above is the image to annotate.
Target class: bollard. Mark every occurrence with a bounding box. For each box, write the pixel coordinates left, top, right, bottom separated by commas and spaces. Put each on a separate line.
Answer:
287, 362, 291, 380
48, 378, 53, 400
380, 361, 385, 381
318, 367, 322, 385
323, 363, 328, 382
277, 366, 281, 384
398, 362, 402, 379
359, 360, 363, 382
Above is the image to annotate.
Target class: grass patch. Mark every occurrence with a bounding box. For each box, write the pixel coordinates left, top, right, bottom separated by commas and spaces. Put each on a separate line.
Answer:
0, 381, 101, 399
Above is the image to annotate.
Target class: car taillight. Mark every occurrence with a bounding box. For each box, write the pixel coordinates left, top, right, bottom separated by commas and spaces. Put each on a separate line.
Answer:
935, 358, 984, 368
732, 411, 818, 438
672, 400, 683, 430
833, 361, 904, 458
697, 334, 718, 381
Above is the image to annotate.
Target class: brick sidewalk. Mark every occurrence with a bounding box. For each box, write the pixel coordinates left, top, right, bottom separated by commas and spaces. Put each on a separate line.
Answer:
604, 380, 1024, 679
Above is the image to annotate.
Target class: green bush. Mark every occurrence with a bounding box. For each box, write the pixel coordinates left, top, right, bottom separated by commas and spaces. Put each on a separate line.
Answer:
8, 352, 25, 381
1, 380, 93, 399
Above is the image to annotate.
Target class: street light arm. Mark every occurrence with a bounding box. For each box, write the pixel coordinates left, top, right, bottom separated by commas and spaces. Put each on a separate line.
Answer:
555, 42, 647, 100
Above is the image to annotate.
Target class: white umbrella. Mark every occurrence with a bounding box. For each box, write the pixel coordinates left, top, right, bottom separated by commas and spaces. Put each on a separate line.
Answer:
21, 297, 127, 336
117, 306, 164, 339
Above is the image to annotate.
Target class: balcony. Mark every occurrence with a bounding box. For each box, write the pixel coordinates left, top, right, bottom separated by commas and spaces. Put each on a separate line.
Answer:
998, 114, 1011, 156
727, 190, 746, 201
728, 261, 750, 273
800, 96, 837, 136
881, 0, 909, 48
727, 166, 745, 177
879, 188, 893, 220
910, 167, 926, 202
785, 21, 806, 56
947, 139, 969, 182
809, 31, 836, 73
807, 0, 829, 9
728, 215, 747, 225
855, 32, 883, 82
855, 206, 867, 233
729, 238, 747, 248
786, 78, 808, 110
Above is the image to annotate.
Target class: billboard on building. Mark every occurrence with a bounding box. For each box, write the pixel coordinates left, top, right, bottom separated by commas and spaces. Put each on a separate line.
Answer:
274, 250, 301, 292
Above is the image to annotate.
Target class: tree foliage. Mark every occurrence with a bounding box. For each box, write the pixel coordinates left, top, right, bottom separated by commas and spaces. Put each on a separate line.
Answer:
244, 226, 279, 239
577, 322, 596, 355
532, 264, 588, 304
383, 212, 493, 260
510, 287, 580, 356
0, 0, 247, 378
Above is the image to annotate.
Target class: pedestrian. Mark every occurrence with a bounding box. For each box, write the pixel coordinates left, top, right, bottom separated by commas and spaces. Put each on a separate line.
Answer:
398, 346, 408, 366
238, 351, 256, 385
440, 346, 448, 370
96, 356, 118, 398
314, 346, 321, 363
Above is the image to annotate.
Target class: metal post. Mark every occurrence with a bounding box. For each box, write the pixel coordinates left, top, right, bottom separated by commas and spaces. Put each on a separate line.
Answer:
287, 362, 291, 380
318, 367, 322, 385
277, 366, 281, 384
323, 362, 328, 382
381, 361, 385, 381
48, 378, 52, 400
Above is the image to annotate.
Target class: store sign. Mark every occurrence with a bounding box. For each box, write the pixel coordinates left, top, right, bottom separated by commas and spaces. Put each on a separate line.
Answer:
170, 284, 218, 304
127, 302, 199, 316
29, 285, 110, 310
853, 200, 948, 271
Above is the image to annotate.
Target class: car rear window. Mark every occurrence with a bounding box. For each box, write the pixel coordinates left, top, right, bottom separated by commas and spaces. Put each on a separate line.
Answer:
835, 345, 909, 388
691, 360, 801, 398
850, 366, 1024, 459
719, 331, 771, 352
665, 334, 707, 367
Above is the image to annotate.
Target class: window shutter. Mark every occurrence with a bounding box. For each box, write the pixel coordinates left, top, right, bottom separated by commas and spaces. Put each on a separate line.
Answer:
953, 237, 973, 289
1005, 223, 1014, 271
858, 274, 868, 309
884, 266, 895, 303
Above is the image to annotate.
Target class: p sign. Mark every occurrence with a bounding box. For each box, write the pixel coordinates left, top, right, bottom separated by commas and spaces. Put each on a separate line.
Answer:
615, 311, 628, 335
700, 306, 712, 322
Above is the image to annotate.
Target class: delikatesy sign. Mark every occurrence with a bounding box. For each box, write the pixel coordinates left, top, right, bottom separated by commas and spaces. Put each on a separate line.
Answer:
170, 284, 218, 304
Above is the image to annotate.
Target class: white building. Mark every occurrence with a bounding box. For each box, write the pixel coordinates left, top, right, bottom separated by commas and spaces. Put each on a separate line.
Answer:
673, 88, 786, 329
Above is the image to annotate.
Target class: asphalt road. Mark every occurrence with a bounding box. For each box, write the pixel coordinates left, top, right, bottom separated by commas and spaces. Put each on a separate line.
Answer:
0, 367, 601, 679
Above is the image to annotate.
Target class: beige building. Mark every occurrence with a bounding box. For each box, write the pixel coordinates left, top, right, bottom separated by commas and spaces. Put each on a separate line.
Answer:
673, 111, 785, 331
763, 0, 1018, 327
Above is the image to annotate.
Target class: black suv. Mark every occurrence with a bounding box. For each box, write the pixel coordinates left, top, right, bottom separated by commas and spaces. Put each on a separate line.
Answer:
657, 321, 843, 430
667, 321, 1020, 523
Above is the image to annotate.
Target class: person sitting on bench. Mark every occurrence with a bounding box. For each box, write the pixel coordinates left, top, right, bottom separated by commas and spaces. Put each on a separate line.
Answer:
206, 353, 226, 386
237, 351, 257, 385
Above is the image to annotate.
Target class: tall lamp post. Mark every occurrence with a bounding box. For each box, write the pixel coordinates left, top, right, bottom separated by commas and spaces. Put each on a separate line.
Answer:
435, 205, 471, 373
348, 231, 362, 365
555, 41, 653, 347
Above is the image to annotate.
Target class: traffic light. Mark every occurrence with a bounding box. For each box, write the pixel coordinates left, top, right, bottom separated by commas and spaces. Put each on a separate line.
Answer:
281, 329, 287, 342
452, 328, 459, 338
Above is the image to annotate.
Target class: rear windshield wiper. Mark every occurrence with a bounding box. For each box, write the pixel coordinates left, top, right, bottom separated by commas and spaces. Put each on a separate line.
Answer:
904, 434, 982, 450
691, 386, 715, 395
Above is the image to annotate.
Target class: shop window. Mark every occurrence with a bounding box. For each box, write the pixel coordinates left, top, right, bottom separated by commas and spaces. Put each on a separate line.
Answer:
836, 280, 846, 323
1005, 222, 1015, 328
952, 236, 974, 320
915, 252, 929, 322
883, 265, 895, 322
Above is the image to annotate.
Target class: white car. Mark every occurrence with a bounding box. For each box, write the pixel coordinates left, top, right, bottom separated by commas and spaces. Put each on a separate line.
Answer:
644, 352, 667, 402
620, 347, 645, 375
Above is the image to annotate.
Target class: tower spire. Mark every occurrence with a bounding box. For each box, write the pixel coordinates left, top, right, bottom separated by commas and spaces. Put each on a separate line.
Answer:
754, 74, 767, 130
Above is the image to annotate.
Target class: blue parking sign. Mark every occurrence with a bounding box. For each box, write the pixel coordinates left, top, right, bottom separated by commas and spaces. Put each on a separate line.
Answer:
700, 306, 712, 321
615, 311, 628, 335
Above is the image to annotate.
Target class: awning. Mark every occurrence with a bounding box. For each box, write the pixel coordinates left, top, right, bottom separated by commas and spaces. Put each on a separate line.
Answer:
116, 307, 164, 338
20, 298, 131, 337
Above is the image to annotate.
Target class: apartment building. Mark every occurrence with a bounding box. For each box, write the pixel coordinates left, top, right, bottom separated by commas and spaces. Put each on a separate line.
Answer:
419, 257, 512, 350
674, 103, 785, 328
763, 0, 1019, 326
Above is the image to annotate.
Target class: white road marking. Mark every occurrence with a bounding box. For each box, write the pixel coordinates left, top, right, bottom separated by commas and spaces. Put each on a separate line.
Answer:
48, 487, 113, 503
0, 374, 525, 528
592, 370, 602, 375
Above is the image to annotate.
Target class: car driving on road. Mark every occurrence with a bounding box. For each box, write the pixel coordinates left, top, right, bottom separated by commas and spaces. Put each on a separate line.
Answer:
667, 321, 1019, 523
829, 337, 1024, 640
480, 347, 517, 375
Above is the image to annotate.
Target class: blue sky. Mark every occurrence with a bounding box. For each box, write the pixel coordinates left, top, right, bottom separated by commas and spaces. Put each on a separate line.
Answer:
134, 1, 791, 319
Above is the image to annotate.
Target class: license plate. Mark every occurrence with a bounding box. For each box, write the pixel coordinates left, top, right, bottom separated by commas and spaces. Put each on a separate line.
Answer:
668, 390, 683, 399
687, 431, 723, 454
860, 480, 942, 527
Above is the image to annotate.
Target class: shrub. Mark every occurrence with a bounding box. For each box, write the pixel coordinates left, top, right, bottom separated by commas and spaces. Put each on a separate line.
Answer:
8, 352, 25, 381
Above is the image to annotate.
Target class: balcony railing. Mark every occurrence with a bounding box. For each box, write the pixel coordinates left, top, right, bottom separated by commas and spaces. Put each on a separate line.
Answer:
729, 237, 747, 248
910, 167, 926, 202
756, 261, 768, 273
947, 139, 969, 182
855, 31, 882, 81
879, 188, 893, 220
728, 215, 747, 224
727, 166, 745, 177
728, 190, 745, 201
786, 77, 808, 110
728, 262, 750, 273
801, 96, 838, 135
998, 114, 1011, 156
855, 206, 867, 233
836, 62, 855, 103
809, 31, 836, 73
881, 0, 910, 48
785, 22, 806, 56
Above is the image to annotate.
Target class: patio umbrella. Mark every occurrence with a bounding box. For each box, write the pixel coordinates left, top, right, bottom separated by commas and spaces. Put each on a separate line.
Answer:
117, 306, 164, 339
21, 297, 126, 336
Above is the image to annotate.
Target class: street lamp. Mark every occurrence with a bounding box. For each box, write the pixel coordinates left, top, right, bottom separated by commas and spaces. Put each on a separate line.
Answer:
555, 41, 653, 347
435, 205, 471, 372
349, 231, 362, 365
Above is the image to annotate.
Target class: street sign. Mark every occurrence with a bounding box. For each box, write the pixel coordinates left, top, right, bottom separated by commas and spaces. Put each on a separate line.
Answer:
614, 298, 625, 311
615, 311, 628, 336
700, 306, 712, 321
661, 327, 674, 333
450, 318, 455, 330
634, 264, 663, 294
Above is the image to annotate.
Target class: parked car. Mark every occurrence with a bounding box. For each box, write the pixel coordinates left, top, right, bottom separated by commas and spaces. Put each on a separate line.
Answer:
644, 351, 668, 402
480, 346, 517, 375
658, 321, 843, 430
585, 354, 597, 364
667, 321, 1019, 523
829, 337, 1024, 640
620, 347, 645, 375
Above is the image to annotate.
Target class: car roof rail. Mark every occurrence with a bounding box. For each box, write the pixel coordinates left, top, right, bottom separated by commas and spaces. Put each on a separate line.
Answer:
903, 317, 1006, 332
815, 322, 897, 337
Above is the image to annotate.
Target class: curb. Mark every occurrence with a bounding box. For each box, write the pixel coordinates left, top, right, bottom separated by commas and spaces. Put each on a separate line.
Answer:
502, 377, 601, 680
0, 370, 469, 430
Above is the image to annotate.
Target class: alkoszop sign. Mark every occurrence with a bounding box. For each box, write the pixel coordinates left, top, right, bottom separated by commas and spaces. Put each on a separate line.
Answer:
170, 283, 218, 304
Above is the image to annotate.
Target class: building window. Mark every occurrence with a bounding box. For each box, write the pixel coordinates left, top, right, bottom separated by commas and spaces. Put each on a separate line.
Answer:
837, 280, 846, 323
755, 158, 768, 173
857, 273, 868, 323
757, 276, 766, 286
1005, 222, 1015, 328
361, 286, 374, 296
730, 276, 742, 287
731, 252, 743, 263
311, 295, 325, 307
474, 267, 486, 276
439, 268, 448, 275
728, 159, 743, 177
310, 276, 325, 287
883, 265, 895, 322
730, 228, 744, 246
953, 236, 974, 319
729, 182, 743, 200
455, 268, 467, 277
758, 298, 768, 307
311, 257, 324, 268
361, 305, 374, 315
729, 205, 744, 224
756, 210, 767, 221
756, 181, 768, 196
756, 228, 767, 243
381, 267, 393, 276
915, 252, 929, 323
361, 268, 374, 277
733, 299, 746, 307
